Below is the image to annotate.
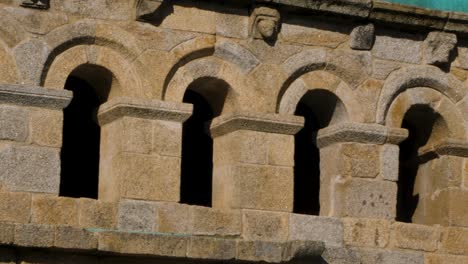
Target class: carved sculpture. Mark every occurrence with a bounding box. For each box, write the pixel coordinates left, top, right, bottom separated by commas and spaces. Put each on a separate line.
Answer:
21, 0, 49, 9
250, 6, 281, 41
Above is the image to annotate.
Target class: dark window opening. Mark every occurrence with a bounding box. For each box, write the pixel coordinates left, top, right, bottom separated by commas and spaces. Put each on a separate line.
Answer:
293, 90, 342, 215
60, 65, 112, 199
179, 78, 228, 207
396, 104, 440, 223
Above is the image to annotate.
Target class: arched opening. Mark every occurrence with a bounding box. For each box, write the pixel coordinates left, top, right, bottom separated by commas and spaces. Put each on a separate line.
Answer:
180, 78, 228, 206
293, 89, 347, 215
60, 65, 115, 199
396, 104, 444, 223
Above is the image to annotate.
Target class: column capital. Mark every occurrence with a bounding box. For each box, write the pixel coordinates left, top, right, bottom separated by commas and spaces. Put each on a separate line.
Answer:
0, 84, 72, 109
97, 97, 193, 126
210, 112, 304, 138
317, 122, 408, 148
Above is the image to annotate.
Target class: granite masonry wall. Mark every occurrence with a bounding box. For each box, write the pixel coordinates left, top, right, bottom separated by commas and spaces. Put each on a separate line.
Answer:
0, 0, 467, 263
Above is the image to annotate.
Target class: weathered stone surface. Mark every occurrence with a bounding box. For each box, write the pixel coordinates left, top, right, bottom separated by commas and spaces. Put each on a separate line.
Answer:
152, 120, 182, 157
290, 214, 343, 247
0, 84, 72, 109
154, 202, 189, 233
0, 105, 28, 142
350, 24, 375, 50
442, 227, 468, 255
0, 145, 60, 194
0, 192, 31, 224
343, 218, 390, 248
237, 241, 284, 263
0, 222, 15, 244
326, 49, 371, 88
380, 144, 399, 181
214, 40, 259, 73
187, 237, 236, 260
118, 153, 181, 202
425, 254, 468, 264
30, 109, 63, 148
98, 232, 159, 255
357, 248, 425, 264
31, 195, 78, 226
54, 226, 97, 250
78, 198, 117, 229
373, 34, 422, 64
13, 39, 50, 86
215, 8, 249, 39
14, 224, 54, 248
189, 206, 241, 236
242, 210, 289, 242
423, 32, 457, 66
4, 7, 68, 35
117, 199, 157, 232
339, 179, 397, 219
391, 222, 441, 252
341, 143, 380, 178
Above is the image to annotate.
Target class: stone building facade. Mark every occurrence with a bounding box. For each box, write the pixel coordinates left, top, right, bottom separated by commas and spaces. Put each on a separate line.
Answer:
0, 0, 467, 263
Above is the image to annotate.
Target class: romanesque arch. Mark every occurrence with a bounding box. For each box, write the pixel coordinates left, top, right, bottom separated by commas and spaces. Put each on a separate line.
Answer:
278, 67, 364, 216
380, 69, 467, 225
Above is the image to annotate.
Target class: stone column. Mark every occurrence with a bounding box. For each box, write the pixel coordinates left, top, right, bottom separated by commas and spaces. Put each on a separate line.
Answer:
0, 84, 72, 194
97, 97, 192, 202
316, 122, 408, 219
416, 139, 468, 227
210, 112, 304, 212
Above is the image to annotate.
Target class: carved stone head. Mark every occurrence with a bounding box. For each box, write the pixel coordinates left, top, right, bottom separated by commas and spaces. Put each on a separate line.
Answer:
251, 6, 281, 41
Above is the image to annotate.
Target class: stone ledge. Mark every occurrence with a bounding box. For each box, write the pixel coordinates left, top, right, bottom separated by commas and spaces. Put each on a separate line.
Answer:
254, 0, 468, 34
0, 84, 72, 109
419, 138, 468, 158
210, 112, 304, 138
0, 221, 325, 263
316, 122, 408, 148
97, 97, 193, 126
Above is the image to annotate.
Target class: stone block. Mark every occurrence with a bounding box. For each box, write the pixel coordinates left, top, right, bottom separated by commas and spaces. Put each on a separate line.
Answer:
425, 254, 468, 264
350, 23, 375, 50
78, 198, 117, 229
281, 19, 349, 48
214, 130, 268, 165
14, 223, 54, 248
157, 235, 187, 257
423, 32, 457, 65
215, 9, 249, 39
391, 222, 440, 252
117, 199, 157, 232
326, 49, 371, 88
98, 232, 159, 255
371, 59, 402, 80
357, 248, 425, 264
54, 226, 97, 250
30, 109, 63, 148
219, 164, 293, 211
152, 120, 182, 157
267, 133, 294, 167
242, 210, 289, 242
154, 202, 189, 234
0, 105, 28, 142
99, 231, 187, 257
380, 144, 399, 181
187, 237, 236, 260
289, 214, 343, 247
13, 39, 50, 86
159, 3, 216, 34
189, 206, 241, 236
0, 192, 31, 224
343, 218, 390, 248
341, 143, 380, 178
0, 223, 15, 244
31, 195, 79, 226
338, 178, 397, 219
448, 188, 468, 227
0, 145, 60, 194
121, 117, 152, 154
237, 241, 284, 263
373, 34, 422, 64
442, 227, 468, 255
119, 153, 181, 202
